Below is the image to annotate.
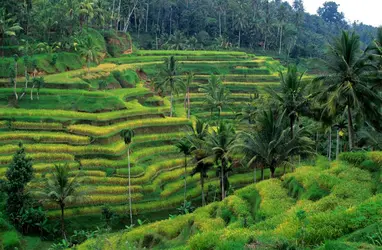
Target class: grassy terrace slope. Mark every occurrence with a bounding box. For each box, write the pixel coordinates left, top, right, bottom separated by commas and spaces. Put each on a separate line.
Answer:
0, 50, 290, 222
78, 153, 382, 249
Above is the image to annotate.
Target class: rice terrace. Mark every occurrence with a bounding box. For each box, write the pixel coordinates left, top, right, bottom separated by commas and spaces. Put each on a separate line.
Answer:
0, 0, 381, 249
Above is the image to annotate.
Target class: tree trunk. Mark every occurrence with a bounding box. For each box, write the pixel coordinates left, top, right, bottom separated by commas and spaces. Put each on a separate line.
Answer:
116, 0, 121, 31
218, 11, 222, 37
201, 173, 205, 206
128, 148, 133, 225
261, 166, 264, 180
347, 103, 354, 151
187, 87, 191, 119
328, 127, 332, 161
14, 62, 18, 100
290, 117, 294, 139
270, 164, 276, 178
183, 155, 187, 207
253, 165, 256, 183
30, 84, 35, 100
279, 25, 283, 55
110, 0, 116, 28
20, 68, 28, 99
60, 204, 66, 240
170, 92, 173, 117
336, 129, 340, 160
238, 30, 241, 48
221, 166, 225, 200
145, 3, 149, 32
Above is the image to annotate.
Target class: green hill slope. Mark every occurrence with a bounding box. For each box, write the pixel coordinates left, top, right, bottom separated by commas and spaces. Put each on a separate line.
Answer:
78, 152, 382, 250
0, 50, 291, 227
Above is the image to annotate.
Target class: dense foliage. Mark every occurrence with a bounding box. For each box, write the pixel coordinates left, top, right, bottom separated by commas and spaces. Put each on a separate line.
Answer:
0, 0, 378, 58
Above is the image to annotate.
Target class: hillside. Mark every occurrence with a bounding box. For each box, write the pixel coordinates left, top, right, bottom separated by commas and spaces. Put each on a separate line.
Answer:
0, 50, 289, 228
78, 152, 382, 249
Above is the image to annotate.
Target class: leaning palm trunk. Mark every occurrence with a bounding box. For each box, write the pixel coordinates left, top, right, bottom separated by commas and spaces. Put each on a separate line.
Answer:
128, 147, 133, 225
20, 68, 28, 99
253, 165, 257, 183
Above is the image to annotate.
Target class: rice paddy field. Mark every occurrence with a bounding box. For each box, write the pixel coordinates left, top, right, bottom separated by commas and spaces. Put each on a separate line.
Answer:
0, 50, 294, 225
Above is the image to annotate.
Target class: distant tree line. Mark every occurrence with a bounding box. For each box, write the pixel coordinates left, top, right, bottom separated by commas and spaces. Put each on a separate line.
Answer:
0, 0, 378, 58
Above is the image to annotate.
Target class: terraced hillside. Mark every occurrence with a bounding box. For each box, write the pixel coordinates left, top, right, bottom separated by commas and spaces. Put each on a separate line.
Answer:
78, 152, 382, 249
0, 50, 289, 222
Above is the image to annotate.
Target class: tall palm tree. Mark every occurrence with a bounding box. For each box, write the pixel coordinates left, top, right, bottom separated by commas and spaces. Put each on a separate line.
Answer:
207, 121, 236, 200
153, 56, 183, 117
314, 31, 382, 150
0, 8, 22, 56
267, 64, 308, 138
40, 164, 83, 240
76, 35, 102, 74
200, 75, 231, 118
233, 11, 247, 48
121, 129, 134, 226
79, 0, 95, 27
188, 119, 211, 206
233, 109, 314, 178
30, 76, 44, 101
176, 138, 192, 207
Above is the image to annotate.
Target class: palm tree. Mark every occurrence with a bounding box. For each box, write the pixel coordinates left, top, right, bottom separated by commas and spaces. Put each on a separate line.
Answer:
176, 138, 192, 207
76, 35, 102, 74
314, 31, 382, 150
40, 164, 83, 239
200, 75, 231, 118
367, 27, 382, 69
0, 8, 22, 56
233, 11, 247, 48
188, 119, 211, 206
153, 56, 183, 117
121, 129, 134, 226
184, 73, 194, 119
267, 64, 308, 138
234, 109, 314, 179
169, 31, 187, 50
207, 121, 236, 200
79, 0, 95, 27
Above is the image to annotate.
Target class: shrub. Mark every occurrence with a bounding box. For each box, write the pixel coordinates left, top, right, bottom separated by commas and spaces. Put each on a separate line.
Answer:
360, 160, 380, 172
319, 240, 357, 250
302, 183, 329, 201
1, 231, 21, 250
188, 231, 220, 250
339, 152, 368, 165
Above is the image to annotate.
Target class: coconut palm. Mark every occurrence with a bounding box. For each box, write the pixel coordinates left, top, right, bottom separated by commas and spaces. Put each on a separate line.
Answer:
0, 8, 22, 56
76, 35, 102, 74
188, 119, 211, 206
233, 109, 314, 179
121, 129, 134, 226
39, 164, 83, 240
267, 64, 308, 138
207, 121, 236, 200
153, 56, 183, 117
314, 31, 382, 150
176, 138, 193, 207
200, 75, 231, 118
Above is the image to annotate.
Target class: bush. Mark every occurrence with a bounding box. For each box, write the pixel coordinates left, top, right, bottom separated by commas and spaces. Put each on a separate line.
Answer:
319, 240, 357, 250
339, 152, 368, 165
302, 183, 329, 201
360, 160, 380, 172
188, 231, 220, 250
1, 231, 21, 250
